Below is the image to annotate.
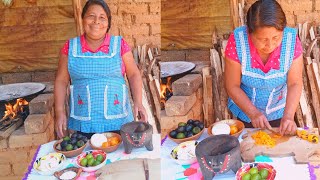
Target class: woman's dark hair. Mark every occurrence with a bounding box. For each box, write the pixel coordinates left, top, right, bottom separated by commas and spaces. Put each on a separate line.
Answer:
246, 0, 286, 33
82, 0, 112, 32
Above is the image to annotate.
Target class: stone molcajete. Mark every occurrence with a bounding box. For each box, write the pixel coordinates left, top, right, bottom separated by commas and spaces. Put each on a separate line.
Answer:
195, 135, 241, 180
120, 121, 153, 154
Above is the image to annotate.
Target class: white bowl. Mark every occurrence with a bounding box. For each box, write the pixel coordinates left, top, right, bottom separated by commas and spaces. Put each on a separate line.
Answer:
170, 141, 198, 165
76, 150, 107, 172
33, 153, 66, 176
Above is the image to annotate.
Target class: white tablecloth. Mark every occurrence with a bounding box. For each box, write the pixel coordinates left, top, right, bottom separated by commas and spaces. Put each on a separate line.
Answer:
24, 134, 161, 180
161, 129, 311, 180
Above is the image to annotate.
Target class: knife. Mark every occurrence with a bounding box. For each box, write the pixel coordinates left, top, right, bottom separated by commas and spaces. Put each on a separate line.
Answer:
143, 158, 149, 180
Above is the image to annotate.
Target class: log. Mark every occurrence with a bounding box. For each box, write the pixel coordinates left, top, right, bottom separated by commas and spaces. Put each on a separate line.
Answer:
205, 75, 214, 126
210, 49, 222, 121
299, 86, 314, 128
202, 67, 211, 127
149, 79, 161, 121
0, 118, 23, 140
310, 62, 320, 134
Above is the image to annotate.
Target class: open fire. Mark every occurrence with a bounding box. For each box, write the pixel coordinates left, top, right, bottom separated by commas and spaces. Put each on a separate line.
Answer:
0, 98, 29, 130
160, 77, 173, 109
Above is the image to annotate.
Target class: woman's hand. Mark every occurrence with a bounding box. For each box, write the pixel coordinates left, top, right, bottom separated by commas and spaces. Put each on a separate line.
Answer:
134, 103, 148, 122
250, 111, 272, 129
279, 116, 297, 136
55, 113, 68, 138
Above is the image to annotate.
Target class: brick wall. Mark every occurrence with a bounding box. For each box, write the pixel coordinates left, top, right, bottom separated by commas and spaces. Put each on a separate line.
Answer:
245, 0, 320, 26
108, 0, 161, 48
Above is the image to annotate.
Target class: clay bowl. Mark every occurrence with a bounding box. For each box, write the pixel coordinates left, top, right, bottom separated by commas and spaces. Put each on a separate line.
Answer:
89, 132, 122, 153
76, 150, 107, 172
53, 139, 87, 158
168, 127, 205, 144
54, 167, 82, 180
236, 163, 276, 180
208, 119, 244, 138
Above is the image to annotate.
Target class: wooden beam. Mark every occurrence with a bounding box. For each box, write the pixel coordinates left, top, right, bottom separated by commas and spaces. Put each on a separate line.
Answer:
72, 0, 84, 36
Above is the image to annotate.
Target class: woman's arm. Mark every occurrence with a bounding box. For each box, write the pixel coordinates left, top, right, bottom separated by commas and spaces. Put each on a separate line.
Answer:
122, 52, 147, 121
280, 54, 303, 135
54, 53, 70, 138
225, 57, 272, 129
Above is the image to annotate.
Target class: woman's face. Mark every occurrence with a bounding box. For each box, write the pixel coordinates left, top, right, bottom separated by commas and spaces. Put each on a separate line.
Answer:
83, 4, 109, 40
250, 27, 283, 54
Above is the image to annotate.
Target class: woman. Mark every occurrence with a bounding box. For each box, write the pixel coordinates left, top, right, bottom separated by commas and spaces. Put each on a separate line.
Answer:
225, 0, 303, 136
54, 0, 147, 138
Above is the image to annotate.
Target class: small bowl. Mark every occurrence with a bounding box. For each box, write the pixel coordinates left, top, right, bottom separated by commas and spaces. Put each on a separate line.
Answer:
76, 150, 107, 172
208, 119, 244, 138
53, 139, 87, 158
89, 132, 122, 153
54, 167, 82, 180
170, 141, 198, 165
236, 163, 276, 180
33, 153, 66, 176
168, 127, 205, 144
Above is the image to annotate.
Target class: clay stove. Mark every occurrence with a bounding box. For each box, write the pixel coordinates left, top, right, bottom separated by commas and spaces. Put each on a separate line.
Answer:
0, 83, 45, 139
159, 61, 204, 137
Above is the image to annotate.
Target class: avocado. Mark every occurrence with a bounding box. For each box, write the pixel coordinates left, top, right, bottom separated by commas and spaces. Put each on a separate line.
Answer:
60, 140, 69, 148
185, 124, 193, 132
192, 127, 201, 135
198, 122, 204, 130
186, 131, 193, 138
178, 122, 187, 127
76, 134, 83, 140
169, 130, 178, 138
73, 145, 78, 150
66, 144, 73, 151
63, 136, 70, 141
81, 136, 88, 143
70, 138, 77, 145
77, 140, 85, 147
71, 133, 78, 139
193, 120, 200, 126
176, 132, 185, 139
177, 126, 185, 133
187, 119, 194, 125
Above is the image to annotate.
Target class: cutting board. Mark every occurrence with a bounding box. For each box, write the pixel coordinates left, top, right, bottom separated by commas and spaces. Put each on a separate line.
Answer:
240, 128, 320, 164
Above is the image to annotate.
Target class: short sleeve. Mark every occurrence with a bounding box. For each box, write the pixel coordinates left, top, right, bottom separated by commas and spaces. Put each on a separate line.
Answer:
293, 36, 302, 60
225, 33, 240, 63
60, 40, 69, 55
120, 38, 131, 56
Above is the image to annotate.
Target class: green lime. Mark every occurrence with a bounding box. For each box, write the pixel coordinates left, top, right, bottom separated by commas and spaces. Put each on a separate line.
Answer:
178, 122, 187, 127
251, 173, 262, 180
259, 168, 269, 179
249, 167, 259, 175
86, 153, 93, 160
241, 173, 251, 180
96, 154, 103, 162
87, 158, 95, 166
63, 136, 70, 141
93, 160, 101, 166
65, 144, 73, 151
80, 158, 88, 167
176, 132, 185, 139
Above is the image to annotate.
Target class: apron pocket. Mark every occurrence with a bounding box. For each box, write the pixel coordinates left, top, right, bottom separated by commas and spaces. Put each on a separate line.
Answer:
70, 85, 91, 121
266, 84, 287, 115
104, 84, 128, 119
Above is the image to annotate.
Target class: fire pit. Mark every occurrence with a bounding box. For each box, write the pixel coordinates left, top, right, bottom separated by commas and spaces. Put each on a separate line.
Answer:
0, 83, 45, 140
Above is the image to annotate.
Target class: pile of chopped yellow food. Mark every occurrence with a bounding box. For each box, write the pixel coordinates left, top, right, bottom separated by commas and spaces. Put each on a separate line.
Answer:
251, 131, 276, 147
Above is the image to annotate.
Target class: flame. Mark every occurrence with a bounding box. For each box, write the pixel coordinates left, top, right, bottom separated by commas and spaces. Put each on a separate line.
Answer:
1, 98, 28, 121
160, 77, 173, 103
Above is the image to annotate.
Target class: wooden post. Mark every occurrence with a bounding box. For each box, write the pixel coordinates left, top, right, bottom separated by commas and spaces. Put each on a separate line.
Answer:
229, 0, 239, 28
73, 0, 84, 36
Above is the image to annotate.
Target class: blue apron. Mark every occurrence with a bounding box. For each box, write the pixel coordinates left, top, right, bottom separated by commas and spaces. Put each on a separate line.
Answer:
67, 35, 134, 133
228, 26, 297, 122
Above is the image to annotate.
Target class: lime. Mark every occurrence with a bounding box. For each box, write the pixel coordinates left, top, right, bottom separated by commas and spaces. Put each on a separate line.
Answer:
249, 167, 259, 175
259, 168, 269, 179
96, 154, 104, 162
87, 158, 95, 166
176, 132, 185, 139
80, 158, 88, 167
251, 173, 262, 180
86, 153, 93, 160
93, 160, 101, 166
241, 173, 251, 180
65, 144, 73, 151
63, 136, 71, 141
178, 122, 187, 127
